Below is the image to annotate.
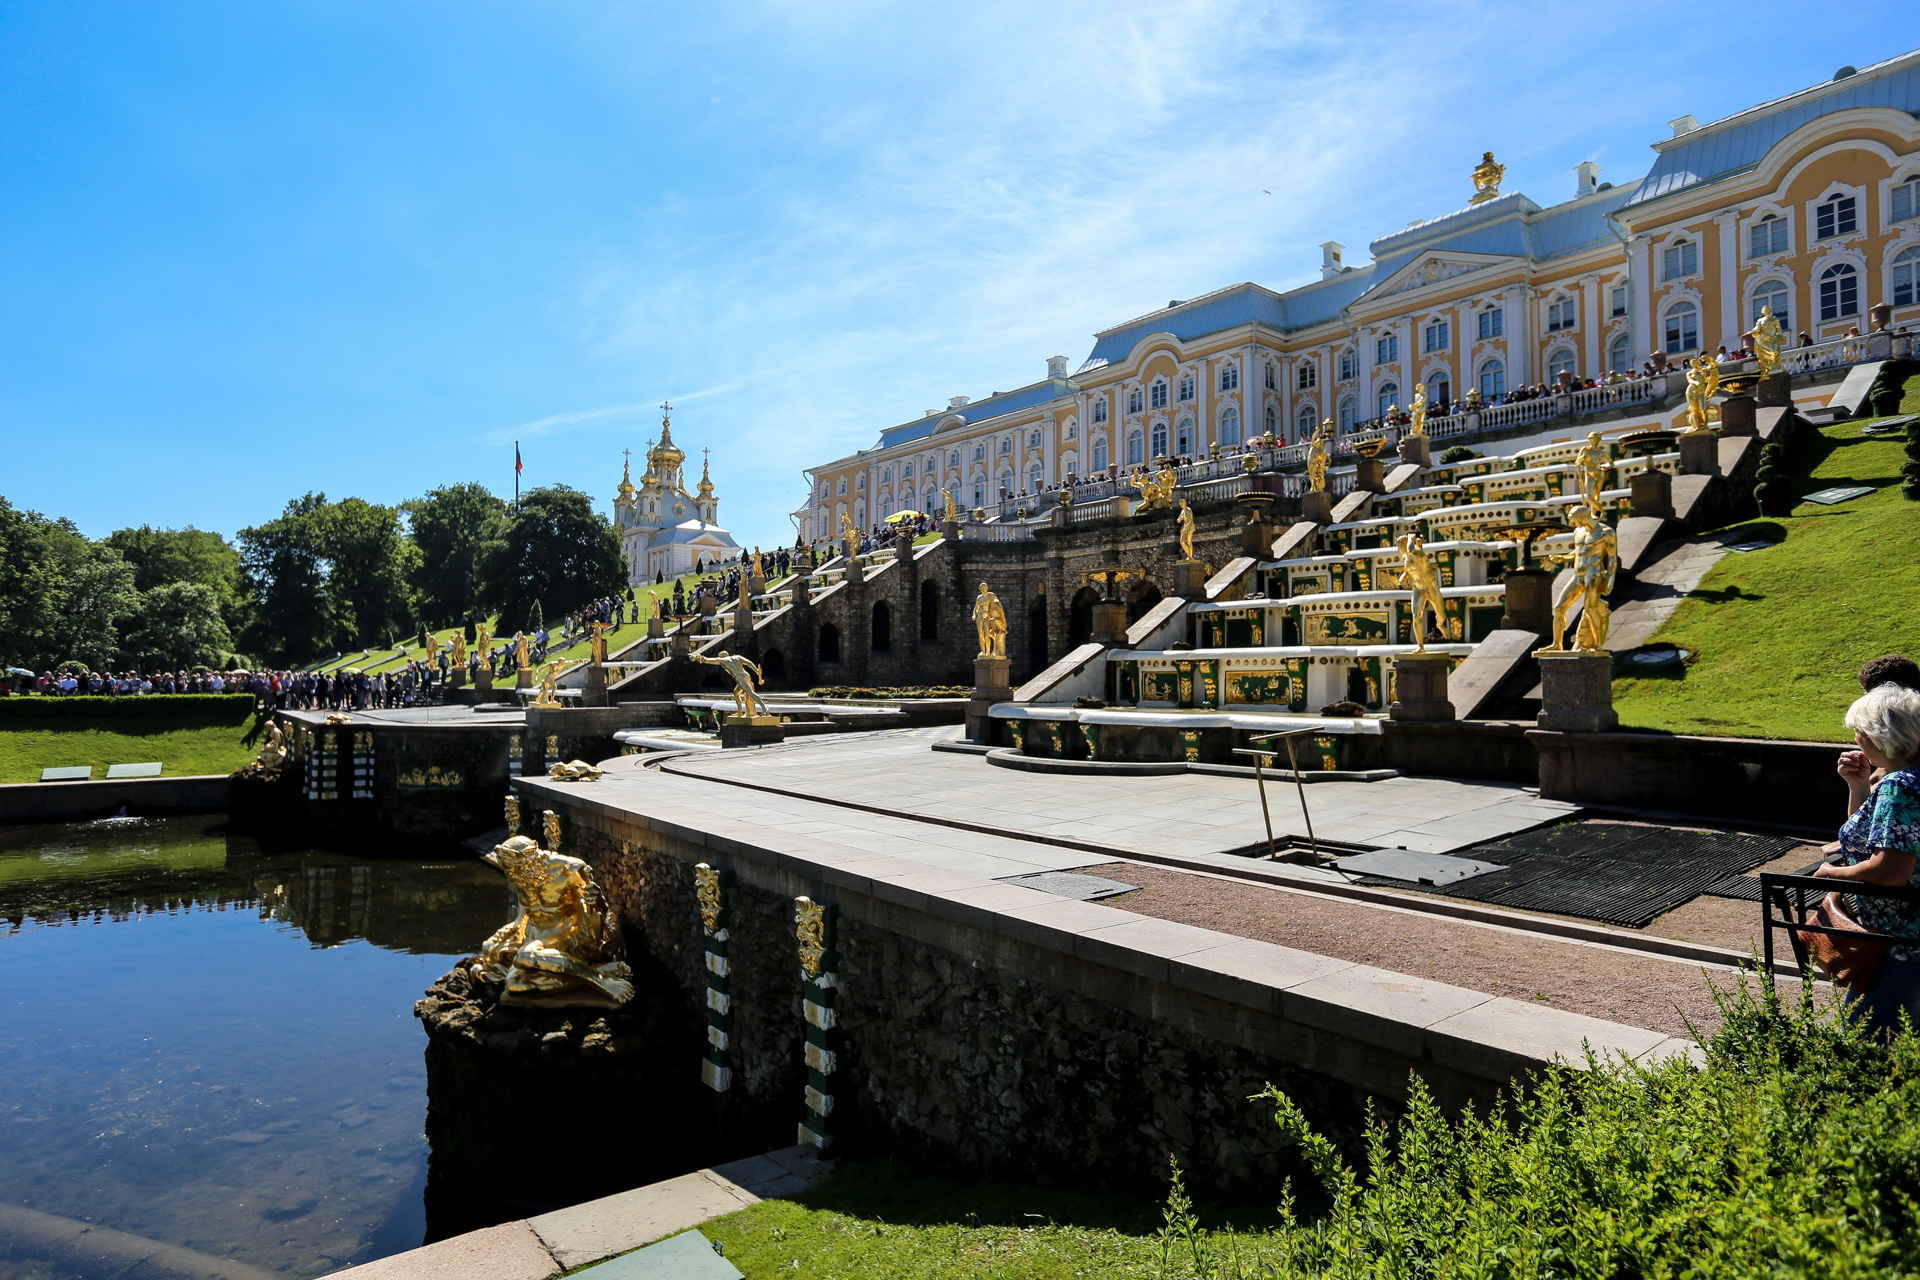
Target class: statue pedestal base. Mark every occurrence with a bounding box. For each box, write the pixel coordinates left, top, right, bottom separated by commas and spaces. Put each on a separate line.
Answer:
720, 714, 784, 749
1355, 457, 1387, 494
474, 669, 493, 693
1718, 394, 1756, 438
1299, 491, 1334, 524
583, 664, 608, 709
942, 520, 961, 541
516, 669, 533, 690
1397, 435, 1431, 467
1389, 653, 1455, 721
1090, 601, 1129, 645
1629, 468, 1674, 520
1679, 432, 1719, 475
451, 669, 468, 688
967, 656, 1013, 743
647, 618, 665, 640
749, 574, 765, 597
1500, 568, 1553, 635
1171, 559, 1207, 598
1755, 372, 1791, 408
1535, 652, 1618, 734
671, 631, 691, 658
734, 606, 754, 637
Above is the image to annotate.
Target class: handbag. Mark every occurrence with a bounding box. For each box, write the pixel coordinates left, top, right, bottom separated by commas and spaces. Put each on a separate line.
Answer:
1794, 892, 1888, 992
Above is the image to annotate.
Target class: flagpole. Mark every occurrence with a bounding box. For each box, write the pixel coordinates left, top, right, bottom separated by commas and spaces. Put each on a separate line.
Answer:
515, 441, 521, 506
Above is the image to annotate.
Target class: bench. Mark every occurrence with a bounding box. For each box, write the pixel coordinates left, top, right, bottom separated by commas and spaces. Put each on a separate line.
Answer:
38, 766, 93, 782
105, 762, 163, 779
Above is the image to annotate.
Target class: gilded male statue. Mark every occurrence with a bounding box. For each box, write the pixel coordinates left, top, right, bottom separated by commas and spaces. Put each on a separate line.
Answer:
423, 632, 439, 666
241, 720, 289, 778
1538, 505, 1619, 654
450, 632, 467, 668
1176, 499, 1195, 561
476, 621, 491, 661
472, 835, 634, 1008
1408, 384, 1428, 438
692, 650, 770, 719
1376, 533, 1449, 650
1306, 420, 1332, 493
589, 620, 607, 665
839, 510, 857, 545
1573, 431, 1610, 510
514, 631, 531, 671
1747, 305, 1785, 379
972, 582, 1008, 660
534, 662, 562, 707
1683, 355, 1720, 433
944, 489, 959, 523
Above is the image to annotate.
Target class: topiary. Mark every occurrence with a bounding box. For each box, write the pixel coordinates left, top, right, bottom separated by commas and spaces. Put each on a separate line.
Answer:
462, 616, 477, 645
528, 600, 544, 632
1903, 419, 1920, 497
1752, 441, 1795, 516
1439, 445, 1478, 464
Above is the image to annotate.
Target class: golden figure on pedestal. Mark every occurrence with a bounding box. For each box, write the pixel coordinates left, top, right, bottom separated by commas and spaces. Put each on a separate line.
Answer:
1376, 532, 1450, 651
1683, 355, 1721, 434
839, 510, 858, 544
944, 489, 959, 523
692, 650, 770, 719
590, 621, 608, 664
1469, 151, 1505, 204
472, 835, 634, 1008
477, 621, 491, 659
239, 720, 290, 778
450, 632, 468, 668
1747, 305, 1786, 379
1574, 431, 1610, 510
1408, 385, 1428, 438
534, 662, 562, 707
972, 582, 1008, 659
514, 632, 531, 671
1536, 505, 1619, 654
1133, 465, 1177, 511
1307, 420, 1332, 493
1176, 499, 1195, 560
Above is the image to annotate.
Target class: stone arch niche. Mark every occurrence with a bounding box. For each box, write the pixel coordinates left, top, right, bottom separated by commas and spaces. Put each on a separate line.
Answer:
1027, 593, 1049, 677
760, 649, 786, 684
1069, 586, 1101, 647
919, 580, 939, 641
819, 623, 841, 665
1125, 579, 1163, 626
872, 600, 892, 653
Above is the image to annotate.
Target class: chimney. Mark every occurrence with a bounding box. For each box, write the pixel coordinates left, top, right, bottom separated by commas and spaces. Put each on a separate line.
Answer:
1320, 241, 1345, 280
1669, 114, 1699, 138
948, 395, 970, 409
1575, 160, 1601, 198
1046, 355, 1067, 379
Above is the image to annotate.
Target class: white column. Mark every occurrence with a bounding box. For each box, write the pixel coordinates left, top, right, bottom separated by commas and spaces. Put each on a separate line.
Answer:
1714, 210, 1741, 349
1629, 236, 1652, 361
1581, 273, 1601, 375
1507, 285, 1535, 387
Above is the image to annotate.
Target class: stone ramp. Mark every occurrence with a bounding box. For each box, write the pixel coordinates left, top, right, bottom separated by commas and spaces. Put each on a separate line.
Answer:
1604, 534, 1736, 653
1447, 630, 1542, 720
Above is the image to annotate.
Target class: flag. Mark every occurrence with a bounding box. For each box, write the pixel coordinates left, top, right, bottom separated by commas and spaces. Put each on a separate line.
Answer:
515, 443, 523, 474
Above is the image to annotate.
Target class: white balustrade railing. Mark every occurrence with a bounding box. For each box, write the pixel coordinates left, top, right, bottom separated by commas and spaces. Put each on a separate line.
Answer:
1476, 396, 1562, 432
1781, 334, 1873, 375
973, 522, 1036, 541
1424, 412, 1471, 438
1570, 379, 1657, 415
1064, 496, 1117, 523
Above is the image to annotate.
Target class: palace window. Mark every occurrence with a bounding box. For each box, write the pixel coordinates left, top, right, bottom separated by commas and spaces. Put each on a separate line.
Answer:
1177, 375, 1194, 402
1091, 435, 1109, 471
1149, 380, 1169, 410
1001, 437, 1013, 455
1376, 383, 1398, 419
1126, 430, 1144, 465
1128, 387, 1144, 414
1478, 358, 1505, 399
1220, 406, 1241, 445
1375, 334, 1398, 364
1028, 461, 1043, 490
1092, 399, 1108, 423
1265, 404, 1277, 436
1219, 361, 1239, 391
881, 466, 891, 482
1661, 239, 1697, 281
973, 444, 985, 460
1426, 371, 1451, 408
1029, 429, 1041, 447
1547, 299, 1577, 331
1296, 404, 1316, 436
902, 461, 913, 477
1663, 301, 1700, 353
1609, 333, 1631, 374
1477, 307, 1504, 339
1894, 246, 1920, 307
1816, 193, 1858, 240
1750, 214, 1789, 257
1894, 178, 1920, 225
838, 477, 847, 494
1548, 349, 1576, 380
1264, 362, 1277, 390
1151, 421, 1169, 458
856, 473, 866, 489
1339, 349, 1356, 380
1610, 286, 1628, 317
1297, 361, 1317, 390
1175, 419, 1194, 455
1819, 262, 1859, 320
1337, 396, 1357, 432
1751, 280, 1790, 330
1423, 319, 1450, 352
949, 450, 960, 466
1065, 422, 1077, 440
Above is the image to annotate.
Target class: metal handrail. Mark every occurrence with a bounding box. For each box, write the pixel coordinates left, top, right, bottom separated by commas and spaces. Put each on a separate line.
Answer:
1759, 870, 1920, 976
1236, 728, 1328, 860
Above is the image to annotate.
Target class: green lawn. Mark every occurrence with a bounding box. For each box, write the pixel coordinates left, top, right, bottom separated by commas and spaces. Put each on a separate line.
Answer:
1612, 392, 1920, 742
0, 710, 266, 783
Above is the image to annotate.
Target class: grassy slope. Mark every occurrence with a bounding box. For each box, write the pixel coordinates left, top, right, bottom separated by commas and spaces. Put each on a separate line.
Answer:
1612, 379, 1920, 742
0, 709, 265, 783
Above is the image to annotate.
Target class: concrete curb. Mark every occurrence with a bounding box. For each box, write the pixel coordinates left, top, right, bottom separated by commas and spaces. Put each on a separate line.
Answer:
324, 1147, 832, 1279
0, 774, 230, 824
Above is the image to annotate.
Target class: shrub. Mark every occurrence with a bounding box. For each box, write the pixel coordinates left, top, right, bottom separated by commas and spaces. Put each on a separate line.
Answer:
806, 686, 971, 700
1905, 419, 1920, 491
1153, 979, 1920, 1279
1438, 445, 1478, 464
1753, 440, 1796, 516
0, 694, 256, 723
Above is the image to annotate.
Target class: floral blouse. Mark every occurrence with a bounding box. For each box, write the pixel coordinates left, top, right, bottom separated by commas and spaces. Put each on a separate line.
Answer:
1837, 767, 1920, 959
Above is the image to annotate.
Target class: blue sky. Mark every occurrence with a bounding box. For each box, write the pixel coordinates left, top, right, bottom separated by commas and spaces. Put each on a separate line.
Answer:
2, 2, 1909, 554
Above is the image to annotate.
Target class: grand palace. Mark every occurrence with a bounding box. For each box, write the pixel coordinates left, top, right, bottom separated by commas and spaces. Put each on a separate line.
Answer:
795, 48, 1920, 542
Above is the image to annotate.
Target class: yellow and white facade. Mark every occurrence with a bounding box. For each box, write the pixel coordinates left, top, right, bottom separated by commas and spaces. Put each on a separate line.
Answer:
796, 51, 1920, 543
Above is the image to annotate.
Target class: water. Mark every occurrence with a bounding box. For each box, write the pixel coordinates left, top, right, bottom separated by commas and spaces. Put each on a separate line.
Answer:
0, 815, 511, 1280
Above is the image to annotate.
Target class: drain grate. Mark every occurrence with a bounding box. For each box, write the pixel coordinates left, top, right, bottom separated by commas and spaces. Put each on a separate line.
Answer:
1354, 822, 1802, 927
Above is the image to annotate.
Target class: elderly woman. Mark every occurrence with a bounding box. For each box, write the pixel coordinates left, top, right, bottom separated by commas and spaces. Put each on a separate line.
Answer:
1815, 682, 1920, 1033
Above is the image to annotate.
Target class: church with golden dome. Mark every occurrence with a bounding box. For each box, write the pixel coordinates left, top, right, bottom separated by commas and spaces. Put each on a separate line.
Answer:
612, 404, 741, 583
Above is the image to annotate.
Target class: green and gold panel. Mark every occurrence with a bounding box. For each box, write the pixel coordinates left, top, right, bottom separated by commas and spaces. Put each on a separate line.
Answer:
1305, 608, 1392, 646
1358, 655, 1384, 709
1142, 667, 1182, 704
1224, 667, 1290, 706
1119, 661, 1139, 704
1200, 660, 1221, 709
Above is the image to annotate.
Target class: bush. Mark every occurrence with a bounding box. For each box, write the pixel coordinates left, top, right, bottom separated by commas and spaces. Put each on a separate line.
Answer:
1153, 979, 1920, 1279
1905, 419, 1920, 490
1438, 445, 1478, 464
0, 694, 256, 723
806, 686, 971, 700
1753, 440, 1796, 516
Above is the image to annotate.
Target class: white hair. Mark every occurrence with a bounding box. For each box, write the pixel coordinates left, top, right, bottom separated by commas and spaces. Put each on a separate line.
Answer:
1845, 683, 1920, 762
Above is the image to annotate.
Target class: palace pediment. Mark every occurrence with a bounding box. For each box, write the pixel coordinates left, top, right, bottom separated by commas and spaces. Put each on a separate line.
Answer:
1367, 251, 1515, 302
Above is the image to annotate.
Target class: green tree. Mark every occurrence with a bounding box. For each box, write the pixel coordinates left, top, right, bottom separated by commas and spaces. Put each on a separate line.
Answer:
479, 486, 625, 635
124, 581, 235, 670
322, 498, 417, 649
0, 497, 138, 671
103, 525, 241, 596
238, 494, 336, 664
403, 482, 507, 629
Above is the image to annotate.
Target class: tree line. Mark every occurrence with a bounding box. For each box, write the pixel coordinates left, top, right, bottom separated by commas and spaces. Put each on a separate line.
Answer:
0, 483, 627, 672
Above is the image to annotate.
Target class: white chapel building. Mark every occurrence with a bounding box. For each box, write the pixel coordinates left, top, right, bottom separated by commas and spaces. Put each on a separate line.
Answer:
612, 410, 741, 584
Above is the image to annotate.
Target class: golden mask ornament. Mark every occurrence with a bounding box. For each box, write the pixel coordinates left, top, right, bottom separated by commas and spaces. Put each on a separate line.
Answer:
695, 863, 723, 934
795, 896, 829, 979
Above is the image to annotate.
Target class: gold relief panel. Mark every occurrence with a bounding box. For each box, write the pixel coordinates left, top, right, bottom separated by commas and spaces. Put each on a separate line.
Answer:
542, 809, 563, 852
1303, 609, 1392, 645
795, 896, 830, 979
504, 794, 521, 835
353, 730, 372, 751
1224, 669, 1290, 705
397, 765, 465, 789
695, 863, 724, 934
545, 735, 559, 755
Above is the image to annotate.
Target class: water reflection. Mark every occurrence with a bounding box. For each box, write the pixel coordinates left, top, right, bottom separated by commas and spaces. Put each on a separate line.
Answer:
0, 816, 510, 1280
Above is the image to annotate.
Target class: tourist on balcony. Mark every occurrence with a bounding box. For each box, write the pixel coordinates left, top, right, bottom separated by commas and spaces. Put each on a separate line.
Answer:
1815, 682, 1920, 1035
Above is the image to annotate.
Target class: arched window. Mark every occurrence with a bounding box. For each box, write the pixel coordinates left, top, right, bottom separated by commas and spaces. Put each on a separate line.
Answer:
1751, 279, 1791, 330
1425, 371, 1451, 409
1126, 430, 1144, 466
1177, 374, 1194, 402
1264, 404, 1277, 436
1027, 461, 1043, 491
1662, 302, 1698, 353
997, 468, 1014, 496
1547, 349, 1576, 380
1376, 382, 1398, 419
871, 600, 891, 652
1478, 359, 1506, 399
1337, 396, 1357, 431
1608, 333, 1631, 374
1174, 418, 1194, 456
920, 580, 938, 640
1749, 213, 1789, 258
1092, 435, 1109, 471
1820, 262, 1859, 320
1219, 406, 1241, 445
972, 481, 985, 507
1894, 246, 1920, 308
1815, 192, 1857, 241
1150, 421, 1168, 459
1339, 349, 1357, 381
1296, 404, 1317, 437
818, 623, 841, 664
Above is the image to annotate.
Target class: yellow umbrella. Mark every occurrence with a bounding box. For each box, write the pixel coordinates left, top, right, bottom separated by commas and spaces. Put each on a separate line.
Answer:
883, 510, 925, 523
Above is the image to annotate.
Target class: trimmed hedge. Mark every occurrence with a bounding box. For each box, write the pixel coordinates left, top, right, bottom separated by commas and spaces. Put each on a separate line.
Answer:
806, 686, 971, 700
0, 694, 257, 723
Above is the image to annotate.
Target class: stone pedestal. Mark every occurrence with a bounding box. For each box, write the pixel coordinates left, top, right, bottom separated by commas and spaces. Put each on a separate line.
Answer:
671, 629, 691, 658
1755, 372, 1791, 408
734, 606, 754, 637
1113, 496, 1132, 519
516, 668, 533, 689
1629, 468, 1674, 519
748, 575, 766, 597
791, 574, 811, 606
698, 596, 717, 618
1090, 601, 1129, 645
1718, 394, 1757, 437
966, 656, 1013, 743
840, 537, 857, 563
1389, 653, 1455, 721
1500, 568, 1553, 634
452, 668, 468, 687
1535, 651, 1618, 734
1299, 490, 1334, 524
942, 520, 961, 541
845, 558, 865, 583
1171, 559, 1207, 598
1240, 504, 1274, 557
647, 617, 665, 640
1355, 457, 1387, 494
582, 663, 608, 708
1398, 435, 1431, 467
1679, 432, 1719, 475
719, 714, 784, 749
475, 668, 494, 693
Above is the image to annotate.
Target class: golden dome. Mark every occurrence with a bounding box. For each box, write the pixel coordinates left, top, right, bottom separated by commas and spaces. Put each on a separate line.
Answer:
696, 451, 714, 499
616, 455, 636, 499
648, 415, 685, 473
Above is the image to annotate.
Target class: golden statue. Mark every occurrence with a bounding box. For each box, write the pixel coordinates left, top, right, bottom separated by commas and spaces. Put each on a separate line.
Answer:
1408, 384, 1428, 438
1538, 505, 1619, 654
514, 631, 531, 671
737, 574, 751, 611
692, 650, 770, 719
1306, 420, 1332, 493
1133, 466, 1176, 511
839, 510, 858, 545
239, 720, 289, 778
534, 662, 562, 707
1175, 499, 1196, 560
944, 488, 959, 523
450, 632, 468, 668
472, 835, 633, 1008
1573, 431, 1610, 510
547, 759, 605, 782
752, 548, 764, 578
1376, 533, 1450, 651
477, 621, 491, 658
589, 621, 608, 664
972, 582, 1008, 660
1746, 305, 1785, 379
1683, 355, 1720, 434
504, 793, 521, 836
423, 632, 440, 666
1469, 150, 1505, 204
